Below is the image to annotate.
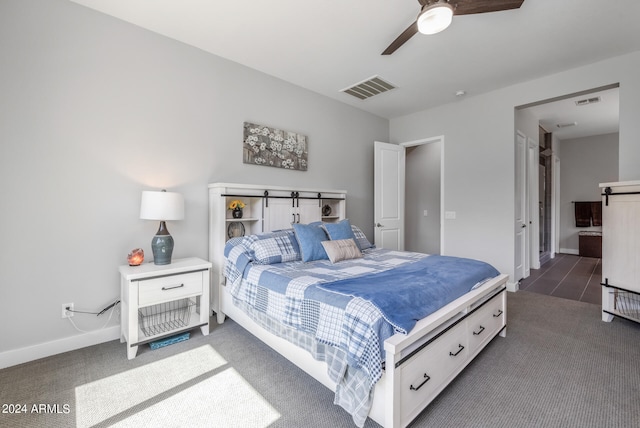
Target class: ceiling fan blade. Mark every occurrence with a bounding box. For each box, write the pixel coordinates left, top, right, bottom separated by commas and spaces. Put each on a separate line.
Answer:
453, 0, 525, 15
382, 21, 418, 55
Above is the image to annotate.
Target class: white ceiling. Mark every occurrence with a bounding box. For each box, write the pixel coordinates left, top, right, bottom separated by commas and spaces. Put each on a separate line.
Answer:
523, 86, 619, 141
70, 0, 639, 138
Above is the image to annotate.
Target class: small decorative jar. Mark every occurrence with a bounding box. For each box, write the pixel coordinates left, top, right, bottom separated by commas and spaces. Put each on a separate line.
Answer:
232, 207, 243, 219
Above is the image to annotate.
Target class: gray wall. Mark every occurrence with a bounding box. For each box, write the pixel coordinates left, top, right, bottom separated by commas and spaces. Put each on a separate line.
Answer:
390, 51, 640, 284
0, 0, 388, 364
405, 143, 441, 254
558, 133, 619, 253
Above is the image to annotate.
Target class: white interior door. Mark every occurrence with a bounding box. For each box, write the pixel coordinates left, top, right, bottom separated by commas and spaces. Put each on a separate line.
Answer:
553, 155, 561, 255
374, 141, 405, 250
514, 131, 527, 282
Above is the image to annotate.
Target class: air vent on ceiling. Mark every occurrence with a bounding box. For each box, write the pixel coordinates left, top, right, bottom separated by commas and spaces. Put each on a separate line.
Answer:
575, 96, 601, 106
341, 76, 396, 100
557, 122, 577, 128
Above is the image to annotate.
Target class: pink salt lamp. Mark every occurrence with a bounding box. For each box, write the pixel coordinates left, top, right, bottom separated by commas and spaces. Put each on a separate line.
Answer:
128, 248, 144, 266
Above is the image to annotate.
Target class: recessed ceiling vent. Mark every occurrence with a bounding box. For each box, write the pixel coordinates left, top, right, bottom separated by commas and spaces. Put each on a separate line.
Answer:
575, 96, 601, 106
557, 122, 577, 128
341, 76, 396, 100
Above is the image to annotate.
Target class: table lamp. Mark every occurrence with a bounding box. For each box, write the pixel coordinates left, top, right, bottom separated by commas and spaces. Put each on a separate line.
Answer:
140, 189, 184, 265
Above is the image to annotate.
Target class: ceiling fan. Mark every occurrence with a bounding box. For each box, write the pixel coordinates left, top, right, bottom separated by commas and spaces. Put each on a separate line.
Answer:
382, 0, 525, 55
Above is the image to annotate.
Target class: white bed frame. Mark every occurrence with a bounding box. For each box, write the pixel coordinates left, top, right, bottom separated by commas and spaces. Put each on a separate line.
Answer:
208, 184, 508, 427
216, 273, 507, 427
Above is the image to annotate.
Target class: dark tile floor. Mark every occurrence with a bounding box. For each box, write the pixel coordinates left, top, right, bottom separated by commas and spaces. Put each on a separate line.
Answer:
519, 253, 602, 305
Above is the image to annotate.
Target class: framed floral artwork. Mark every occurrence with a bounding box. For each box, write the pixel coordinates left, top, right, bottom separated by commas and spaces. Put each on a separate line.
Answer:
243, 122, 308, 171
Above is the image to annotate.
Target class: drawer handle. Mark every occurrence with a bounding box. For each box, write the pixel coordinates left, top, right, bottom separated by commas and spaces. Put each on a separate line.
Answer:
493, 309, 504, 318
409, 373, 431, 391
162, 283, 185, 291
473, 325, 485, 336
449, 344, 464, 357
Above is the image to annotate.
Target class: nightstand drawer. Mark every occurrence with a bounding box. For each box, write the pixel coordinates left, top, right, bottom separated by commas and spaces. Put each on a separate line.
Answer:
138, 271, 203, 307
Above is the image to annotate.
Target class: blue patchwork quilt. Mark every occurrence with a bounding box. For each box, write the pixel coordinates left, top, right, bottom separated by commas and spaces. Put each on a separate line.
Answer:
223, 231, 500, 388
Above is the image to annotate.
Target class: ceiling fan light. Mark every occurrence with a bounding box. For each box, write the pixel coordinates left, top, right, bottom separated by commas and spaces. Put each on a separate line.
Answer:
417, 3, 454, 35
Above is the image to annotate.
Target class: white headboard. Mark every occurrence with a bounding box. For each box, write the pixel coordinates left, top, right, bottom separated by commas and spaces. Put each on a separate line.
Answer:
207, 182, 347, 314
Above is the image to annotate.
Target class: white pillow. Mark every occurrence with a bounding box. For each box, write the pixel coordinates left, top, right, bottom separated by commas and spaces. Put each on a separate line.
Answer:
321, 239, 363, 263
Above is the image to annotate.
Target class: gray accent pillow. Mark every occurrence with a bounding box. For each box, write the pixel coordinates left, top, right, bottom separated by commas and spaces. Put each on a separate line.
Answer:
321, 239, 363, 263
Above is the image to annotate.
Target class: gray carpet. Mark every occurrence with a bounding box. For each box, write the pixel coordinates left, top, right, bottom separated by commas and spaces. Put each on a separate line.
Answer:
1, 291, 639, 427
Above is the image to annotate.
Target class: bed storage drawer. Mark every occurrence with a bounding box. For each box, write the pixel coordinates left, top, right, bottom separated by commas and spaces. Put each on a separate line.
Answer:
399, 320, 468, 426
138, 271, 203, 307
467, 291, 506, 354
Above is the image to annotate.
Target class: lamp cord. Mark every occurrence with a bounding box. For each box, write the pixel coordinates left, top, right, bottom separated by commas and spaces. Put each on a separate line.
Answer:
66, 300, 120, 334
65, 300, 120, 316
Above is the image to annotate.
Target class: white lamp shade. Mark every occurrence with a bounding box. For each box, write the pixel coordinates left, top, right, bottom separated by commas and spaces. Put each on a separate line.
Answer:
417, 3, 454, 35
140, 190, 185, 221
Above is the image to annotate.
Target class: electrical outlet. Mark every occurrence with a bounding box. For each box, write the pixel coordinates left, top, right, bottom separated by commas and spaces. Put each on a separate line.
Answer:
61, 303, 74, 318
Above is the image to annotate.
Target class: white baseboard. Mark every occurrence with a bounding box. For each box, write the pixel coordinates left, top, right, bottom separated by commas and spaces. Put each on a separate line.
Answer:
0, 325, 120, 369
560, 248, 579, 255
507, 280, 519, 292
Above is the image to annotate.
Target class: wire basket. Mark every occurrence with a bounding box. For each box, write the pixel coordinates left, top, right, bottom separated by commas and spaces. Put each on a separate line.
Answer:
138, 298, 194, 337
614, 290, 640, 319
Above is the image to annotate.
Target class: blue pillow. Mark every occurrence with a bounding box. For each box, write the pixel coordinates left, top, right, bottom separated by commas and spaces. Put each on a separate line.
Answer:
293, 223, 329, 262
323, 219, 358, 247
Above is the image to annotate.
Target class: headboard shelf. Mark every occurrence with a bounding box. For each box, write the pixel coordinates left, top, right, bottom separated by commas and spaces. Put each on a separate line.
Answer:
208, 182, 347, 315
220, 193, 345, 200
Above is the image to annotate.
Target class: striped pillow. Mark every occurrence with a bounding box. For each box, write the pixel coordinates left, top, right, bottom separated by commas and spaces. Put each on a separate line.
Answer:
351, 225, 374, 250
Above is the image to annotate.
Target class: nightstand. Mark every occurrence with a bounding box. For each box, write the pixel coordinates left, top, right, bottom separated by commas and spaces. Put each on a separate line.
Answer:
119, 257, 211, 359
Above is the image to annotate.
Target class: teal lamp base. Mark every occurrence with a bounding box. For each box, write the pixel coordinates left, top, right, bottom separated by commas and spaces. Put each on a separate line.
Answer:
151, 221, 174, 265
